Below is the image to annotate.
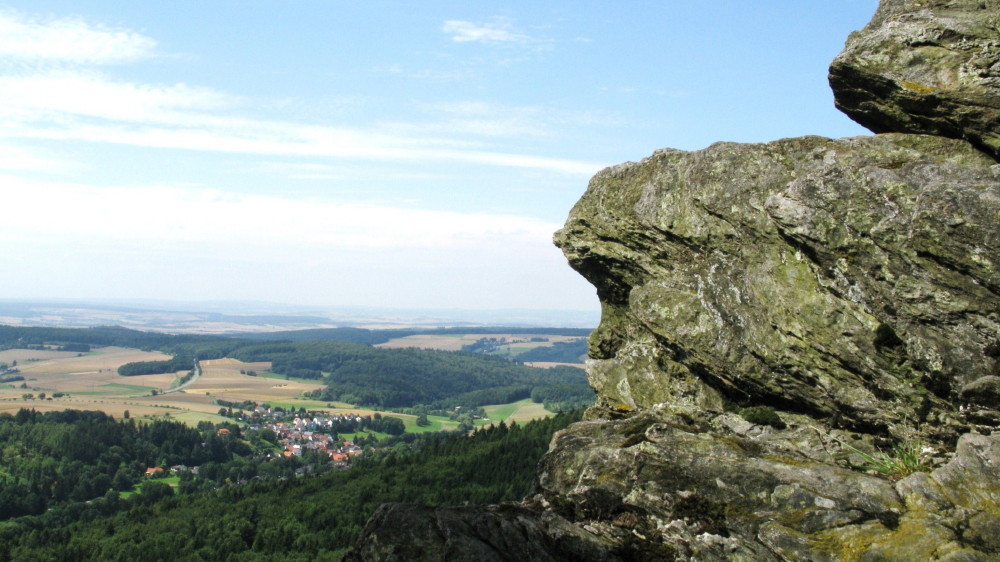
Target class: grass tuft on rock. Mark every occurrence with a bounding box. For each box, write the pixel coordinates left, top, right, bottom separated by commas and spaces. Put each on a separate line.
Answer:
842, 440, 929, 479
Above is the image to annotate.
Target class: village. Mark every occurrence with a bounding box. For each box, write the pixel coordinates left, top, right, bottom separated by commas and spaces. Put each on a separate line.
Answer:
143, 407, 387, 481
252, 409, 370, 466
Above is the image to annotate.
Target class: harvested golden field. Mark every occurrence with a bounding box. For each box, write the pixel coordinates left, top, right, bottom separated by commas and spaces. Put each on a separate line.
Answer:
0, 350, 320, 425
12, 346, 171, 376
0, 396, 195, 420
1, 347, 174, 396
0, 349, 79, 363
374, 334, 467, 351
184, 358, 324, 404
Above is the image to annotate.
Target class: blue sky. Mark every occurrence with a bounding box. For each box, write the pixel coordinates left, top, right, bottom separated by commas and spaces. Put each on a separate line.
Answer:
0, 1, 876, 315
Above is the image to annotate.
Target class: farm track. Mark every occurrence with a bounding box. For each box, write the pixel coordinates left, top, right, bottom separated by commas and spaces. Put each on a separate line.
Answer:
161, 361, 202, 395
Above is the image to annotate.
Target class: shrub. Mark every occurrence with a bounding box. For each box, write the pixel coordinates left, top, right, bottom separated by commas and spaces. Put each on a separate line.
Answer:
739, 406, 786, 429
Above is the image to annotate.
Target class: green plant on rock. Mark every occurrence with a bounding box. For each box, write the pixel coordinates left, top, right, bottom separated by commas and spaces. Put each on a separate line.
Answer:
841, 440, 929, 479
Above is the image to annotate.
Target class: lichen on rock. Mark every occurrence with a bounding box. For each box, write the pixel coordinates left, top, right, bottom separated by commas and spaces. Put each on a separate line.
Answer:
554, 133, 999, 445
829, 0, 1000, 161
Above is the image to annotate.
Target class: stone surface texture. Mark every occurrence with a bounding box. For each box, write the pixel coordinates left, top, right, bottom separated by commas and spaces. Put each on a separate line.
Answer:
829, 0, 1000, 161
341, 503, 621, 562
346, 1, 1000, 559
554, 133, 999, 443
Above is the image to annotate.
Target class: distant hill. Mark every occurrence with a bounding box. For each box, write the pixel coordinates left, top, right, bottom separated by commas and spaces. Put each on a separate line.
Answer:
228, 326, 592, 344
0, 299, 599, 333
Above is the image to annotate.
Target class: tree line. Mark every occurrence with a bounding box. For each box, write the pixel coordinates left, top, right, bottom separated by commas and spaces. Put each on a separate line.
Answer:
219, 339, 589, 409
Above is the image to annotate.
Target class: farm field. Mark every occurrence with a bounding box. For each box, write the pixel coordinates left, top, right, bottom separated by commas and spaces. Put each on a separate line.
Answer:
0, 349, 315, 424
186, 357, 325, 404
0, 346, 173, 399
484, 399, 553, 424
1, 346, 558, 430
523, 361, 588, 369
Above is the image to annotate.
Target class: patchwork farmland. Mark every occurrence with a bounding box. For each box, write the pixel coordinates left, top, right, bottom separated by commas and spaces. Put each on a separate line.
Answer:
0, 347, 324, 425
0, 344, 564, 429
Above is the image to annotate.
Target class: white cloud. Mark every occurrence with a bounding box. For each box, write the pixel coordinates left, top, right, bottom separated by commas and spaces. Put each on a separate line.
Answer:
0, 71, 600, 176
0, 9, 600, 311
442, 18, 530, 44
0, 9, 156, 64
0, 178, 562, 251
0, 71, 230, 123
0, 143, 70, 172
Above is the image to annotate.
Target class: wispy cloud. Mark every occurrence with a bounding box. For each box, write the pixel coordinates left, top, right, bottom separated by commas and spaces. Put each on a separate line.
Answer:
1, 178, 561, 251
442, 17, 531, 44
0, 12, 598, 177
0, 70, 600, 175
0, 9, 156, 64
0, 71, 230, 123
381, 101, 555, 139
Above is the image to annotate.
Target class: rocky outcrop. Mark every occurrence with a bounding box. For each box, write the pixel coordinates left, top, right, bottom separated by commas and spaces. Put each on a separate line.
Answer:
347, 1, 1000, 559
531, 410, 1000, 561
554, 133, 999, 443
829, 0, 1000, 161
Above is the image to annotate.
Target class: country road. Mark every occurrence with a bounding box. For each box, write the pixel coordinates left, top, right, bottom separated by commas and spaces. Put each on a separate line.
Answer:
161, 361, 202, 395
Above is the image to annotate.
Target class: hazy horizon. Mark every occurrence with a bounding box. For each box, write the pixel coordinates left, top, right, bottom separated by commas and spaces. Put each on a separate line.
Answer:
1, 2, 876, 312
0, 297, 601, 332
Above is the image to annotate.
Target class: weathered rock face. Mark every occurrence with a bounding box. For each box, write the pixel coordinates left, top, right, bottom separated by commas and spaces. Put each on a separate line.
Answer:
341, 503, 621, 562
346, 1, 1000, 559
536, 132, 999, 559
529, 409, 1000, 561
554, 133, 1000, 443
829, 0, 1000, 161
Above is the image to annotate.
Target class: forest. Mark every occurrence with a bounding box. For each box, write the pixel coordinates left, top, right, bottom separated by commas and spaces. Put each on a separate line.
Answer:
0, 409, 581, 561
0, 325, 216, 352
517, 339, 588, 363
238, 340, 588, 408
0, 409, 249, 521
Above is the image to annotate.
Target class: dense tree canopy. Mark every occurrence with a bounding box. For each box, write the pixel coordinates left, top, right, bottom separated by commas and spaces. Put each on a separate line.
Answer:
0, 409, 246, 521
0, 411, 582, 560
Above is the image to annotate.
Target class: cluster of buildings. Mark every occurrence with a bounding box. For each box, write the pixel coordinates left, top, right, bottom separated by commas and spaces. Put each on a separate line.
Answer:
252, 413, 372, 466
144, 409, 384, 478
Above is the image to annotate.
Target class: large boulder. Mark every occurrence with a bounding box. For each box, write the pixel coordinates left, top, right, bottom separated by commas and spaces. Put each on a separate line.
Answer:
829, 0, 1000, 161
553, 133, 999, 444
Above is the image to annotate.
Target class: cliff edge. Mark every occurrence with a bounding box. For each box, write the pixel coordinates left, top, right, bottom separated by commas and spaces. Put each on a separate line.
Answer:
346, 2, 999, 559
